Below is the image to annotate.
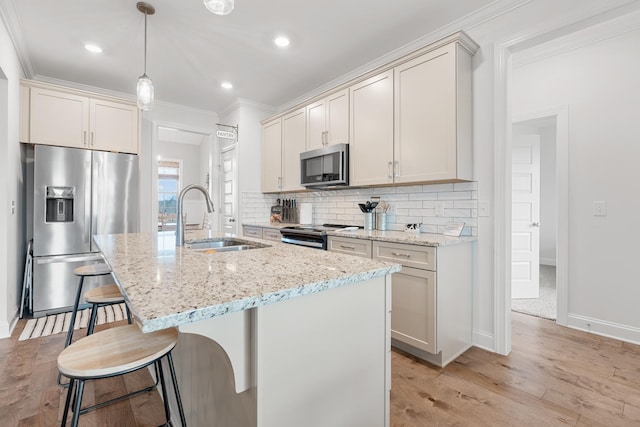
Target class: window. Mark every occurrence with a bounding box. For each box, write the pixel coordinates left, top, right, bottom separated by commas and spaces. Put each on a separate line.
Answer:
158, 160, 180, 226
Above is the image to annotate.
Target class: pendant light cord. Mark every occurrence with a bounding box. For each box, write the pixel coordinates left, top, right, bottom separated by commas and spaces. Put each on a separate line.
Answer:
143, 11, 148, 75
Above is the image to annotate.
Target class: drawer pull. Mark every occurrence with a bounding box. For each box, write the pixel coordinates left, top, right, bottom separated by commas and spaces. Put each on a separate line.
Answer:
391, 252, 411, 258
340, 245, 356, 250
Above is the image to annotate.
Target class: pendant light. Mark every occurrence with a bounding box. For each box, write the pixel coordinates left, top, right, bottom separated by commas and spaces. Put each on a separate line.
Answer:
203, 0, 234, 15
136, 2, 155, 111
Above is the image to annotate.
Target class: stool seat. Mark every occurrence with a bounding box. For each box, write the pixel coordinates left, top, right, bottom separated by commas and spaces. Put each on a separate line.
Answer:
58, 325, 177, 379
84, 284, 125, 304
73, 263, 112, 277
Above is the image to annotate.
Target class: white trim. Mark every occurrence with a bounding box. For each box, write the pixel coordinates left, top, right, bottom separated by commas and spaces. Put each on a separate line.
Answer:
472, 329, 495, 352
0, 0, 34, 77
567, 314, 640, 345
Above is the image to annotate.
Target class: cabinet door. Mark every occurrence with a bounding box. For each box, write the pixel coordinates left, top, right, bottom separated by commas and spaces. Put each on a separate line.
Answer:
30, 87, 89, 148
90, 98, 139, 154
262, 118, 282, 193
281, 108, 306, 192
325, 88, 349, 146
306, 99, 326, 151
349, 70, 394, 186
391, 266, 437, 354
262, 228, 282, 242
394, 45, 456, 183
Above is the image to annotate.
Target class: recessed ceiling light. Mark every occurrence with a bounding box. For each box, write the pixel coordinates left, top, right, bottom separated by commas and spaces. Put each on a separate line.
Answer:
84, 43, 102, 53
274, 36, 290, 48
221, 81, 233, 90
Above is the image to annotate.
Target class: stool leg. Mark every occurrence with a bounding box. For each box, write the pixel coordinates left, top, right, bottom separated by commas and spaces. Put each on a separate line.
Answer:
167, 352, 187, 427
71, 380, 85, 427
61, 378, 75, 426
157, 359, 172, 424
87, 303, 99, 336
64, 276, 85, 348
125, 305, 132, 324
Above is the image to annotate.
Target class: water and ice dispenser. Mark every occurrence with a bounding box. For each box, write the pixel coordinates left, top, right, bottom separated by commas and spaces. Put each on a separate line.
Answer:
45, 186, 74, 223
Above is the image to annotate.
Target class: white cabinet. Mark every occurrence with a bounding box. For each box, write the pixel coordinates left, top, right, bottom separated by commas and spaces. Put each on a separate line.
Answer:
373, 240, 472, 367
306, 88, 349, 151
262, 118, 283, 193
349, 70, 394, 186
281, 108, 306, 192
327, 236, 372, 258
23, 81, 139, 154
394, 41, 473, 183
243, 225, 264, 239
261, 109, 306, 193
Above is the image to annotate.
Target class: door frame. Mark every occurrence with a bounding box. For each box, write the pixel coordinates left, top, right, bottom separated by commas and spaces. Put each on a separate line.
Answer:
494, 43, 570, 356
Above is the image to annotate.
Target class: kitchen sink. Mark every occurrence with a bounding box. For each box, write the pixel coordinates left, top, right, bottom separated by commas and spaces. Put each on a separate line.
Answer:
185, 237, 271, 253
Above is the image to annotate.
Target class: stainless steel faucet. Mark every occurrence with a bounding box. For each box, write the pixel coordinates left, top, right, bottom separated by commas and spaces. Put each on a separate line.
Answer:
176, 184, 215, 246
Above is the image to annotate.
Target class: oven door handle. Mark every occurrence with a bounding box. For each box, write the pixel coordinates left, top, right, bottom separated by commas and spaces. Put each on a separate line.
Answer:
281, 237, 324, 249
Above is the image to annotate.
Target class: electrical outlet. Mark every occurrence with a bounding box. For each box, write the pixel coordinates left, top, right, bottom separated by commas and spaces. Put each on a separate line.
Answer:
436, 201, 445, 217
593, 201, 607, 216
478, 200, 490, 217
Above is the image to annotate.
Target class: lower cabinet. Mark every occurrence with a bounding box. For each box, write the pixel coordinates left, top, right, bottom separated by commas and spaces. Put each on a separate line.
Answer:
329, 235, 472, 367
243, 225, 282, 242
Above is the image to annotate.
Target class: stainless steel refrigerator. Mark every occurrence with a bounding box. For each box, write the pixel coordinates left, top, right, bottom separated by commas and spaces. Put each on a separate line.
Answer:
30, 145, 138, 317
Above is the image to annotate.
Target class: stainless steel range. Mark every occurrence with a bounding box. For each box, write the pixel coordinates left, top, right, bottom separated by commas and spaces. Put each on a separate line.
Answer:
280, 224, 360, 250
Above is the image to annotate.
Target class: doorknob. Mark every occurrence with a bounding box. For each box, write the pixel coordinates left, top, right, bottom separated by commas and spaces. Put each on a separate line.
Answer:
532, 222, 540, 227
229, 218, 235, 222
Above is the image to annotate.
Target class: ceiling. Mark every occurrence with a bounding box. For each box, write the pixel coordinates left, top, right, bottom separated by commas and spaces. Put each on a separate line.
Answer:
2, 0, 495, 113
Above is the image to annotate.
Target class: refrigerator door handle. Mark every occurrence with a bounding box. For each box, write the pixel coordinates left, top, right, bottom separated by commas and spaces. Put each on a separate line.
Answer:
84, 158, 92, 245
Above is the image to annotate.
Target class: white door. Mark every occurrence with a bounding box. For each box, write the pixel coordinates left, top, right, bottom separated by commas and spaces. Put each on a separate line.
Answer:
512, 134, 541, 299
221, 147, 237, 234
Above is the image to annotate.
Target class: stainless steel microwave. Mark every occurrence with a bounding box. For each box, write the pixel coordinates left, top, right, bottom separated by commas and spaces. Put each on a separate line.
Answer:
300, 143, 349, 188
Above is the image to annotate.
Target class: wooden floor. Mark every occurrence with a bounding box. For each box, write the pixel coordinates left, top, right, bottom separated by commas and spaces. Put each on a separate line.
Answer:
1, 312, 639, 426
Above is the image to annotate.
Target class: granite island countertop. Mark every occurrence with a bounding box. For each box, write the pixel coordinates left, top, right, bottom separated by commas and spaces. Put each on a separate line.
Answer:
93, 231, 401, 333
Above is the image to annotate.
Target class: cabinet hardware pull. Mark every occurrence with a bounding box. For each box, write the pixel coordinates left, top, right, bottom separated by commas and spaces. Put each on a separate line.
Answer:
388, 161, 393, 179
340, 245, 355, 250
278, 177, 282, 188
90, 132, 94, 146
83, 131, 87, 146
391, 252, 411, 257
394, 161, 400, 178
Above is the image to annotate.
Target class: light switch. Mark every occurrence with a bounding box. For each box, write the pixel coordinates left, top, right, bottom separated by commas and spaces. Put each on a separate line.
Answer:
593, 201, 607, 216
478, 200, 490, 217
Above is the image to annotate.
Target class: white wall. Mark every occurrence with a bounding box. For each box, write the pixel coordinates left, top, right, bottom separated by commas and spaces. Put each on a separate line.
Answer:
0, 16, 25, 338
139, 103, 218, 232
512, 17, 640, 337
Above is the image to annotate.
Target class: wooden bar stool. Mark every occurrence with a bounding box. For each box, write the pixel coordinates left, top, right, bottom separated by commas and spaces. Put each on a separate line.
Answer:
64, 263, 113, 349
58, 324, 186, 427
84, 284, 132, 335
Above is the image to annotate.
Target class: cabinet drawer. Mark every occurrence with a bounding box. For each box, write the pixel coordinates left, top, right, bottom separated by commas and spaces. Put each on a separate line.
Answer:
373, 241, 435, 270
243, 226, 263, 238
262, 228, 282, 242
327, 236, 372, 258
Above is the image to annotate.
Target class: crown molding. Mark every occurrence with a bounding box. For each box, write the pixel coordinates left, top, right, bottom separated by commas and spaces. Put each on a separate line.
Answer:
0, 0, 34, 77
220, 97, 276, 118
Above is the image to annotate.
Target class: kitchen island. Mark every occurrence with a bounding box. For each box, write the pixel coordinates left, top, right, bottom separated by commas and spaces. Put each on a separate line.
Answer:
93, 231, 400, 427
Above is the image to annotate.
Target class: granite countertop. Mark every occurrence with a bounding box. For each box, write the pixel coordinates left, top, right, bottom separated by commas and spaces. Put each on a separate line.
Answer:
93, 231, 400, 333
326, 229, 477, 247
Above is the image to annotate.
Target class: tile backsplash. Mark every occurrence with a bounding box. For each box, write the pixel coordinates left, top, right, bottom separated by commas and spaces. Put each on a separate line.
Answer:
241, 182, 478, 236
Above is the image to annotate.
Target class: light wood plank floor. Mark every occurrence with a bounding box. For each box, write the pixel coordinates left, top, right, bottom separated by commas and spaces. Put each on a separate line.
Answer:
1, 312, 639, 426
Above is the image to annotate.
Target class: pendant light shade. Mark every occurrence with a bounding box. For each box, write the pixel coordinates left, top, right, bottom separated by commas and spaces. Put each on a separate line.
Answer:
137, 74, 154, 111
136, 2, 155, 111
203, 0, 234, 15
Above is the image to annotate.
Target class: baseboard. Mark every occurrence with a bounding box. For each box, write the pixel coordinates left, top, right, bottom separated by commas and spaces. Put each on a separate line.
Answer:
540, 258, 556, 266
0, 309, 19, 339
567, 314, 640, 345
472, 329, 495, 353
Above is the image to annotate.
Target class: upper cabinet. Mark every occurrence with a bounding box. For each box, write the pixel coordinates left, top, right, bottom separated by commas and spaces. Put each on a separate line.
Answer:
306, 88, 349, 151
349, 71, 394, 187
261, 31, 478, 193
261, 109, 306, 193
393, 41, 473, 183
21, 80, 140, 154
262, 117, 283, 193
